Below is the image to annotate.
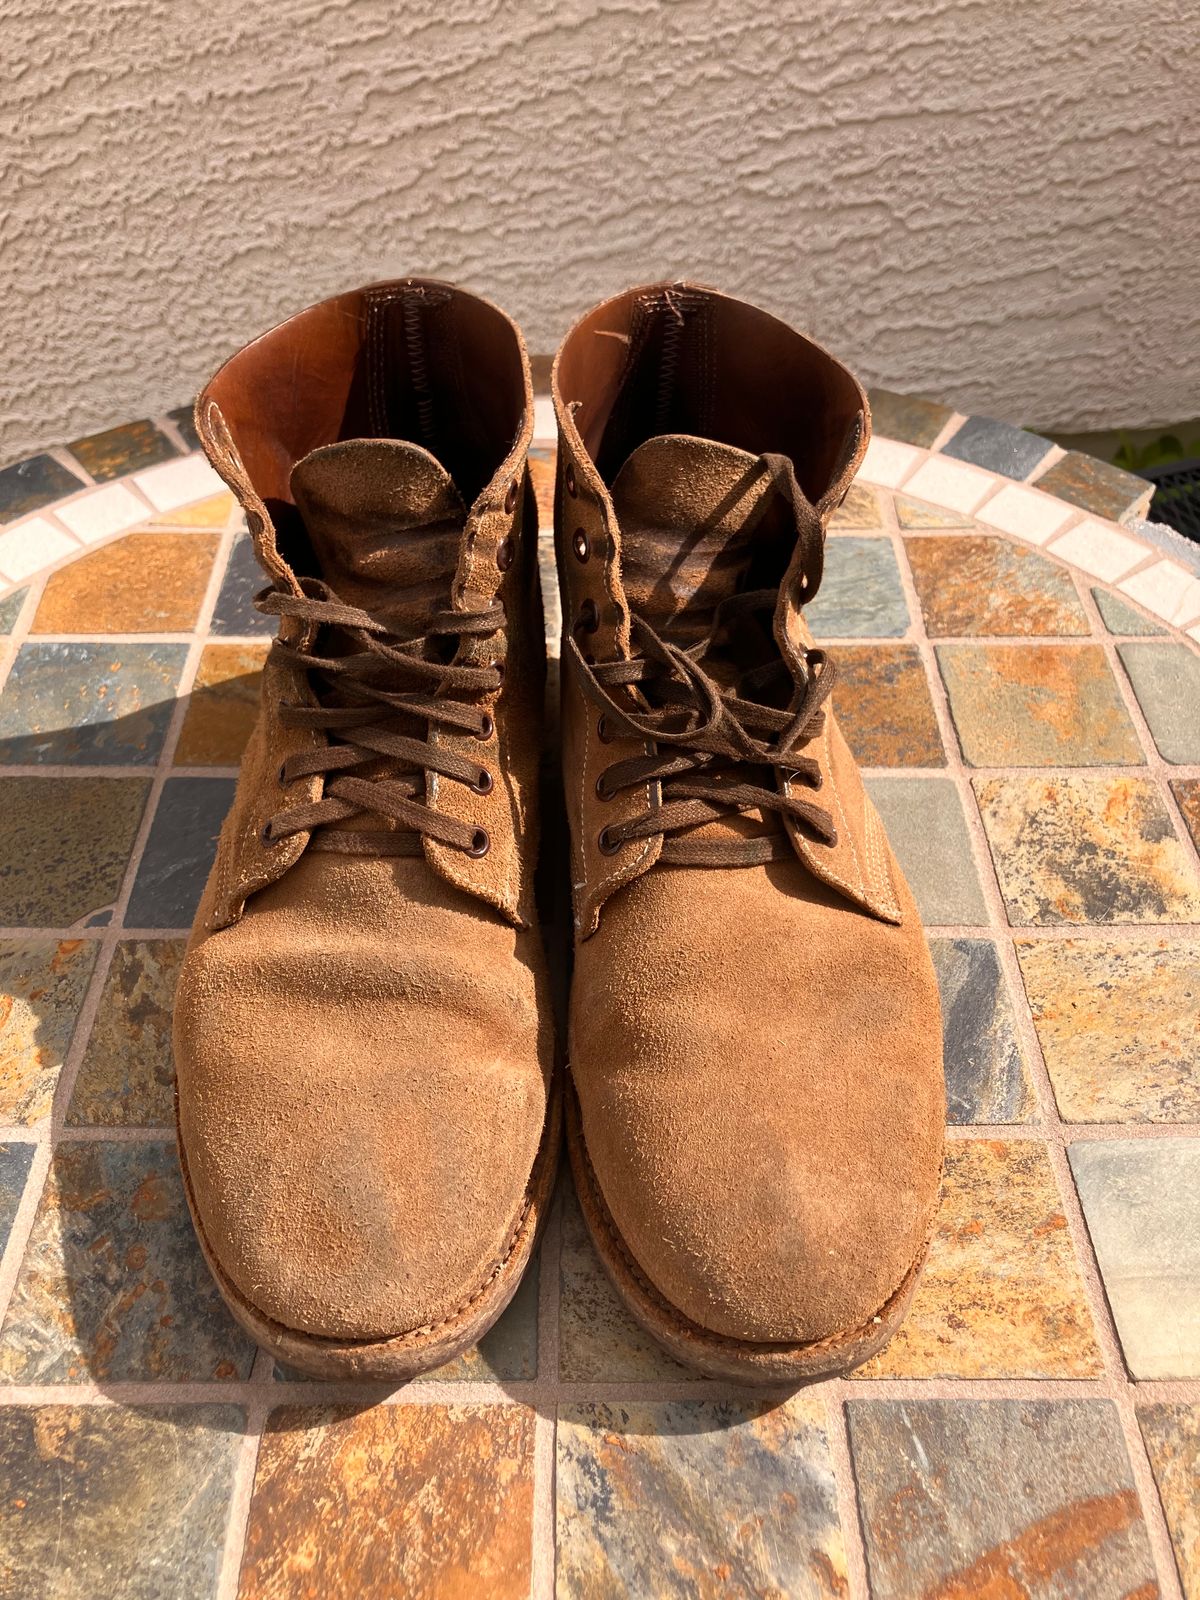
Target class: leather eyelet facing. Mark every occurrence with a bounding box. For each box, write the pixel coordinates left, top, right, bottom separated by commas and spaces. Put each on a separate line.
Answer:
597, 826, 621, 856
496, 536, 514, 572
572, 528, 589, 563
576, 598, 599, 633
565, 463, 577, 497
467, 827, 490, 858
475, 713, 495, 741
504, 478, 518, 514
596, 714, 613, 743
472, 767, 493, 796
595, 774, 614, 801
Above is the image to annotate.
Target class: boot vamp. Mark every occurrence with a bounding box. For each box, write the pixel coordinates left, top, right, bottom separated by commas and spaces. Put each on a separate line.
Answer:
174, 853, 552, 1342
571, 856, 944, 1344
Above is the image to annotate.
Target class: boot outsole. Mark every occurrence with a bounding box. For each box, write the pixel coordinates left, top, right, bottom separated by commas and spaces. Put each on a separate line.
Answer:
566, 1078, 927, 1385
176, 1077, 561, 1382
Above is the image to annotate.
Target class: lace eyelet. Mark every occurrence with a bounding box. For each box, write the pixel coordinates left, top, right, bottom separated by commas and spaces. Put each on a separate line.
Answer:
597, 715, 612, 743
576, 598, 598, 633
259, 821, 275, 846
565, 463, 577, 497
475, 713, 494, 741
473, 768, 493, 795
467, 827, 490, 857
276, 762, 288, 784
572, 529, 589, 564
504, 478, 518, 514
595, 774, 614, 801
496, 536, 514, 572
597, 826, 621, 856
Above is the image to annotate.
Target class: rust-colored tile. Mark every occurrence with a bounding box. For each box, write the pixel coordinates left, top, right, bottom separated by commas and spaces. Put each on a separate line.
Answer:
859, 1139, 1103, 1377
0, 938, 98, 1124
938, 643, 1142, 766
68, 419, 179, 481
829, 481, 882, 528
1172, 778, 1200, 852
174, 643, 267, 765
145, 491, 236, 529
239, 1404, 536, 1600
32, 532, 218, 633
1138, 1403, 1200, 1597
528, 448, 556, 532
976, 774, 1200, 925
831, 644, 945, 766
906, 534, 1089, 636
67, 939, 184, 1127
1018, 937, 1200, 1122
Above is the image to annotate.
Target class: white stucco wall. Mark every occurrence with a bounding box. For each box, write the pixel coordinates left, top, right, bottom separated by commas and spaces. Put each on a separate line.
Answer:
2, 0, 1197, 460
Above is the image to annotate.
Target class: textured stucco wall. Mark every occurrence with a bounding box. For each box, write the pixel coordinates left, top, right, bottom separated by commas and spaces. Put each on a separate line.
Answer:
2, 0, 1198, 461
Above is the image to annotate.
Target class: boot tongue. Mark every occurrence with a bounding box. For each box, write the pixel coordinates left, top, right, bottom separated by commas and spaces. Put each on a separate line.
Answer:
290, 439, 467, 626
610, 434, 781, 643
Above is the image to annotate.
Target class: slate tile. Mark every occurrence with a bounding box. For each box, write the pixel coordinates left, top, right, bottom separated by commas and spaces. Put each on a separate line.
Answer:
0, 587, 28, 633
1018, 937, 1200, 1123
0, 642, 187, 766
831, 644, 945, 766
1119, 641, 1200, 764
0, 1139, 255, 1382
1173, 778, 1200, 852
0, 777, 150, 926
938, 643, 1142, 766
1036, 451, 1152, 522
557, 1395, 846, 1599
168, 403, 200, 451
847, 1399, 1155, 1599
942, 414, 1054, 479
559, 1178, 691, 1381
174, 643, 267, 766
932, 937, 1034, 1123
867, 387, 954, 447
0, 1404, 242, 1600
866, 775, 989, 925
1093, 586, 1166, 635
0, 1143, 34, 1254
1069, 1138, 1200, 1379
0, 937, 98, 1124
894, 492, 974, 529
32, 533, 218, 634
240, 1404, 536, 1600
528, 448, 556, 534
805, 536, 910, 638
211, 536, 274, 636
975, 774, 1200, 925
145, 492, 235, 530
829, 480, 882, 528
66, 939, 185, 1127
1137, 1403, 1200, 1598
860, 1138, 1101, 1377
906, 534, 1089, 636
126, 777, 235, 928
0, 454, 86, 525
67, 419, 181, 482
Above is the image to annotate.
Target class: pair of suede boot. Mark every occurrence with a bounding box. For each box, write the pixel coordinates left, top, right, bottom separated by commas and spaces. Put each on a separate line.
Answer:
173, 280, 944, 1383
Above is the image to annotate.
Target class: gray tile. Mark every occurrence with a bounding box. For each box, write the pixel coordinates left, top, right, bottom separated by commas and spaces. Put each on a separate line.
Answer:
0, 642, 187, 766
805, 536, 909, 639
932, 938, 1034, 1122
0, 587, 28, 634
0, 454, 86, 525
867, 775, 988, 925
941, 414, 1054, 479
1069, 1138, 1200, 1378
1137, 1402, 1200, 1599
0, 937, 99, 1124
0, 1143, 34, 1255
1092, 586, 1165, 635
0, 1404, 242, 1599
847, 1399, 1155, 1600
168, 404, 200, 452
210, 535, 274, 635
126, 777, 235, 928
1118, 641, 1200, 763
0, 776, 150, 926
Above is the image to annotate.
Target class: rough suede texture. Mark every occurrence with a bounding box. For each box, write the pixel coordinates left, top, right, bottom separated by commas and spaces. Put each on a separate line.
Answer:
555, 283, 945, 1349
174, 281, 553, 1348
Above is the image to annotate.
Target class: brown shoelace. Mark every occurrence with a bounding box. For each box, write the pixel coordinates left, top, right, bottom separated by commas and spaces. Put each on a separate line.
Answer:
257, 580, 504, 857
570, 453, 838, 868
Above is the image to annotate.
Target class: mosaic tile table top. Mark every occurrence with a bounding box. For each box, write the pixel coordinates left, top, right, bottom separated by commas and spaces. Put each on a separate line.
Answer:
1, 397, 1199, 1599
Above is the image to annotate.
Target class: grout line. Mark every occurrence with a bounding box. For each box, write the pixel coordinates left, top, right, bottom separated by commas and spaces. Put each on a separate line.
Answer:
825, 1386, 871, 1599
215, 1400, 265, 1600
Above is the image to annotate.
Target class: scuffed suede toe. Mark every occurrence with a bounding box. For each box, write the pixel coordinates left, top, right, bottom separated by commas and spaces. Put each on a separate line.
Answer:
571, 859, 943, 1345
176, 855, 552, 1342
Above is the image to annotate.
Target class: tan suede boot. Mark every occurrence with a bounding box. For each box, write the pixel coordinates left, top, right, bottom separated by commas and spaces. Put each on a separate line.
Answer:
554, 283, 944, 1382
173, 281, 559, 1378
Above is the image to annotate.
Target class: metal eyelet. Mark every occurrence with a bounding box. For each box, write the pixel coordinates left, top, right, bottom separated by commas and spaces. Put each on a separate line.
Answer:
276, 762, 288, 784
504, 478, 518, 514
259, 821, 275, 846
597, 826, 621, 855
572, 529, 589, 563
473, 768, 493, 795
595, 773, 614, 801
467, 827, 490, 857
476, 713, 495, 741
597, 715, 613, 743
565, 463, 577, 497
576, 598, 599, 633
496, 536, 514, 572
